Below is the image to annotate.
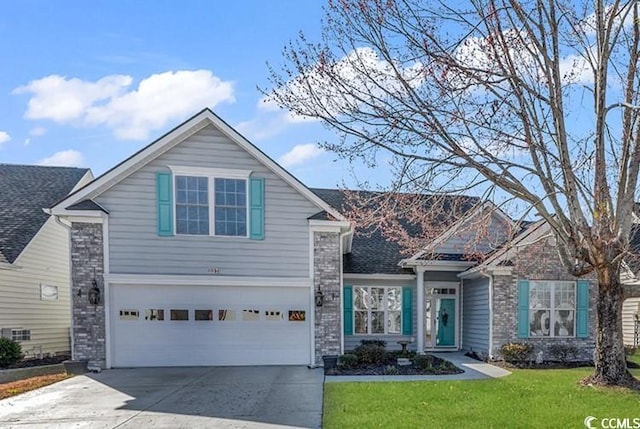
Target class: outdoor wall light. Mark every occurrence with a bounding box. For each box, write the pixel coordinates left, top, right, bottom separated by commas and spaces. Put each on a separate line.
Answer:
315, 288, 324, 307
88, 279, 101, 305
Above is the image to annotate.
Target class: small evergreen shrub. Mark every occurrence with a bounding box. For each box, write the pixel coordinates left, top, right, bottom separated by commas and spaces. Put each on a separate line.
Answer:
500, 342, 534, 364
548, 344, 579, 364
354, 343, 387, 365
624, 346, 637, 356
383, 365, 399, 375
0, 338, 23, 367
359, 339, 387, 348
413, 354, 435, 370
338, 353, 359, 369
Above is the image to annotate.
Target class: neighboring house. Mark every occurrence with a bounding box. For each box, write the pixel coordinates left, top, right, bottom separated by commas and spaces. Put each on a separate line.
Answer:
0, 164, 92, 358
49, 109, 627, 368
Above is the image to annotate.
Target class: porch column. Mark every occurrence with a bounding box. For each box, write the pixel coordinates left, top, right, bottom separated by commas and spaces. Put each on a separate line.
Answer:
416, 268, 425, 353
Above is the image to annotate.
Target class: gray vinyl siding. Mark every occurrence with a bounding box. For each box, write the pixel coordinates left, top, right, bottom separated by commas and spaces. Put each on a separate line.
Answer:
344, 278, 416, 352
435, 211, 510, 254
96, 125, 320, 277
0, 218, 72, 357
461, 277, 490, 354
622, 297, 639, 346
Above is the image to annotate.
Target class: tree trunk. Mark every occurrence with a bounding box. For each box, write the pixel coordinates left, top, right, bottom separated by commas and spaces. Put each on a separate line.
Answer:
586, 267, 640, 389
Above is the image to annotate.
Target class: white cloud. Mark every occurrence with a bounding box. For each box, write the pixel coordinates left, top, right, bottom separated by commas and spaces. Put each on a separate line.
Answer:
14, 70, 235, 140
0, 131, 10, 145
37, 149, 84, 167
278, 143, 324, 167
268, 47, 423, 119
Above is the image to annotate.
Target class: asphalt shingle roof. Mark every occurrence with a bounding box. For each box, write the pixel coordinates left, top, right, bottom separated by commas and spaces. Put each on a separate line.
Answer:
311, 188, 480, 274
0, 164, 89, 263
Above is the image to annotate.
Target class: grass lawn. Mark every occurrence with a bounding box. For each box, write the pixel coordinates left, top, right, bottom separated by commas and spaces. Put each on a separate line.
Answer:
324, 367, 640, 428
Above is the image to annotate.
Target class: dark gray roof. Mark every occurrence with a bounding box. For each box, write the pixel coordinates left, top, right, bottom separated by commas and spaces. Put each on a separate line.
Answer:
0, 164, 89, 263
311, 188, 480, 274
66, 199, 109, 213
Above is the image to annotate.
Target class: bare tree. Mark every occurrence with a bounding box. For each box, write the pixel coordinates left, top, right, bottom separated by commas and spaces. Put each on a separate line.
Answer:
267, 0, 640, 388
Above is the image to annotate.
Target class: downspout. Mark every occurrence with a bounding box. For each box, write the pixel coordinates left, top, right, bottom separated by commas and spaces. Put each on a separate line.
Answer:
51, 212, 75, 361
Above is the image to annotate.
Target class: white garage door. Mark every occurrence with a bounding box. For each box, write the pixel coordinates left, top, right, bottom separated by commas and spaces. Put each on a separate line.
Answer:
110, 284, 311, 367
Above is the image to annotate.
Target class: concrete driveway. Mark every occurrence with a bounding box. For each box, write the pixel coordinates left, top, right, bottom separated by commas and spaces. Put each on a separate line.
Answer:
0, 366, 324, 429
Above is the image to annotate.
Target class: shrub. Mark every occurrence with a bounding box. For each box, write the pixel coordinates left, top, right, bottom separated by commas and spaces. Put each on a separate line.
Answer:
359, 339, 387, 348
548, 344, 579, 364
624, 346, 637, 356
500, 342, 534, 364
338, 353, 359, 369
383, 365, 399, 375
413, 354, 435, 370
0, 338, 23, 367
354, 343, 387, 365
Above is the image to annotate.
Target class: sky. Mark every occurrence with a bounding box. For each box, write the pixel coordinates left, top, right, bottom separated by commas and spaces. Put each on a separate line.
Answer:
0, 0, 381, 188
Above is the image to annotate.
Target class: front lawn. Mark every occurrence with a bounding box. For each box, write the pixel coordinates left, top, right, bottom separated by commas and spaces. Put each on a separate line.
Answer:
324, 368, 640, 428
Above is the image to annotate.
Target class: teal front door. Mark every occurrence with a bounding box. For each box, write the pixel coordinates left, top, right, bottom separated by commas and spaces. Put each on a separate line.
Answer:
436, 298, 456, 347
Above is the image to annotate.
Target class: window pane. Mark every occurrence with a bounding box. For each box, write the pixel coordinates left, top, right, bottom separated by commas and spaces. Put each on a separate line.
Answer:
242, 309, 260, 321
371, 311, 385, 333
388, 311, 401, 334
387, 288, 402, 311
354, 288, 367, 310
554, 309, 574, 336
288, 310, 306, 321
554, 282, 575, 309
529, 309, 550, 336
265, 310, 283, 321
194, 310, 213, 320
214, 178, 247, 236
145, 309, 164, 321
218, 309, 236, 321
355, 311, 368, 334
371, 288, 384, 310
530, 282, 551, 308
170, 309, 189, 321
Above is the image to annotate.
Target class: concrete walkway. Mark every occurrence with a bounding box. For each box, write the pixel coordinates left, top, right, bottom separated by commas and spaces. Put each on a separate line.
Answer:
0, 366, 323, 429
325, 352, 511, 383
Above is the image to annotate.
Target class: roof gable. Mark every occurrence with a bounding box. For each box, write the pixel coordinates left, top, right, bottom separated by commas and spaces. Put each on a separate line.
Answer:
52, 109, 343, 220
0, 164, 90, 263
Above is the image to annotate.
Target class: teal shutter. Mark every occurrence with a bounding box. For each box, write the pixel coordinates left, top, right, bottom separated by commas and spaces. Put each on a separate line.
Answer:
343, 286, 353, 335
156, 172, 173, 236
517, 280, 530, 338
249, 177, 264, 240
402, 287, 413, 335
576, 280, 590, 338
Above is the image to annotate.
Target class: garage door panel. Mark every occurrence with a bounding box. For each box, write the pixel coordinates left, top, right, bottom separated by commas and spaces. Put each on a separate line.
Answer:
111, 284, 311, 367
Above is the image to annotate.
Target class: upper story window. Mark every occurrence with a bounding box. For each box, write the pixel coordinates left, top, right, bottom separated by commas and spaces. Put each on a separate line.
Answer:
169, 167, 252, 238
176, 176, 209, 235
214, 178, 247, 236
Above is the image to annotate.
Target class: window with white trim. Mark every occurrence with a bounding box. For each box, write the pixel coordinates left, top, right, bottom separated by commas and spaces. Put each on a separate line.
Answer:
172, 169, 249, 237
354, 286, 402, 334
176, 176, 209, 235
12, 329, 31, 341
214, 178, 247, 236
529, 281, 576, 337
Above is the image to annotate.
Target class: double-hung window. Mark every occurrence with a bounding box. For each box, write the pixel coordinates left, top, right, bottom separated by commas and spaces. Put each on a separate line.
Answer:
354, 286, 402, 334
214, 178, 247, 236
176, 176, 209, 235
529, 281, 575, 337
172, 168, 249, 237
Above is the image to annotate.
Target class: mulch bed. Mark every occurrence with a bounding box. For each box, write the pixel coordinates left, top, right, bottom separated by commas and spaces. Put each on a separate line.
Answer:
1, 355, 70, 370
325, 355, 463, 376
